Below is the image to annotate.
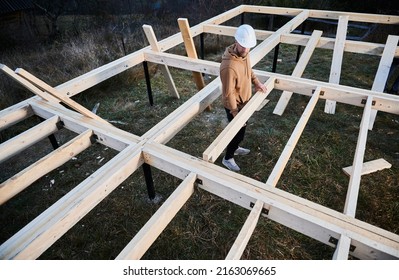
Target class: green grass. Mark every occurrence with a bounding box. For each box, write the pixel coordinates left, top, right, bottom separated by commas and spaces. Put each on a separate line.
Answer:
0, 24, 398, 260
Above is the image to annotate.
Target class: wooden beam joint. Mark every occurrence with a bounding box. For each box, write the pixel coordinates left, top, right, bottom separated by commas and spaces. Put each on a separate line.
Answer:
329, 236, 356, 252
250, 201, 269, 215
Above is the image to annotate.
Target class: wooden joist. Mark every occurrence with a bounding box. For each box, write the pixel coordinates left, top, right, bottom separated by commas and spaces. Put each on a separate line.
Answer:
251, 10, 310, 66
203, 24, 399, 57
143, 50, 399, 115
266, 87, 321, 187
368, 35, 399, 130
324, 16, 349, 114
203, 78, 275, 163
0, 115, 60, 164
0, 101, 33, 131
273, 30, 322, 116
226, 199, 264, 260
30, 101, 139, 151
344, 96, 374, 218
116, 172, 196, 260
0, 129, 94, 205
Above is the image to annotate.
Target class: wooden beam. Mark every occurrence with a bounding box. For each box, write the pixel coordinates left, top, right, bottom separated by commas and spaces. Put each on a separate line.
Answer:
116, 172, 196, 260
0, 144, 143, 259
178, 18, 206, 91
266, 87, 321, 187
368, 35, 399, 130
343, 158, 392, 176
308, 9, 399, 24
142, 24, 180, 99
273, 30, 322, 116
203, 78, 275, 163
251, 10, 309, 66
226, 199, 264, 260
344, 96, 373, 217
242, 4, 399, 24
144, 50, 220, 76
0, 129, 93, 205
16, 68, 110, 125
0, 64, 60, 104
0, 101, 33, 130
324, 16, 349, 114
55, 51, 145, 97
333, 235, 352, 260
203, 24, 399, 57
0, 115, 60, 164
30, 101, 139, 151
144, 50, 399, 115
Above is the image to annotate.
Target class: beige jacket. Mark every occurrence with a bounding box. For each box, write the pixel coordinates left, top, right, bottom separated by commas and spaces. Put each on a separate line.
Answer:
220, 44, 260, 116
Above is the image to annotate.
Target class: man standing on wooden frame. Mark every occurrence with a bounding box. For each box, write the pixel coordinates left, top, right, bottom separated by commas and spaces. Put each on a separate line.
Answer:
220, 24, 267, 172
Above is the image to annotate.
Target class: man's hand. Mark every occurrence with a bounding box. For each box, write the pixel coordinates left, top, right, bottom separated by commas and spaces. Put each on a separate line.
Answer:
255, 81, 267, 93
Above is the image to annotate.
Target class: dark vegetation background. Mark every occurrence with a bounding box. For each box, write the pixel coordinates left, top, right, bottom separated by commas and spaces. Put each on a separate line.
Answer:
0, 0, 398, 260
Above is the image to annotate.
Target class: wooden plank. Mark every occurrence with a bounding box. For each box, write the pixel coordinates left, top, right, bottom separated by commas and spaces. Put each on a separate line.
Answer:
16, 68, 110, 125
266, 87, 321, 187
203, 78, 275, 163
0, 115, 60, 164
342, 158, 392, 176
203, 24, 399, 57
368, 35, 399, 130
0, 129, 93, 205
0, 64, 60, 104
55, 51, 146, 97
251, 10, 309, 66
309, 9, 399, 24
0, 144, 143, 259
226, 199, 264, 260
333, 235, 351, 260
344, 96, 373, 217
144, 50, 220, 76
343, 158, 392, 176
30, 100, 139, 151
116, 172, 196, 260
178, 18, 207, 102
142, 24, 180, 99
273, 30, 322, 116
324, 16, 349, 114
144, 50, 399, 115
245, 4, 399, 25
0, 101, 33, 130
243, 4, 399, 24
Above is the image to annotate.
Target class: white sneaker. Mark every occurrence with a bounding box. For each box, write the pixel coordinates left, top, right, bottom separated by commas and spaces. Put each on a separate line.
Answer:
234, 146, 250, 156
222, 157, 240, 172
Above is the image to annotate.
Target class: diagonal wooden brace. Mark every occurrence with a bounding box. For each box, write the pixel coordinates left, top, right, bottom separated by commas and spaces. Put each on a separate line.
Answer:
15, 68, 110, 125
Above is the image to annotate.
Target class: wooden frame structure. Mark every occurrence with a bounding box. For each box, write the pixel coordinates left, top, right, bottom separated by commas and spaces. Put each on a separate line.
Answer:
1, 5, 399, 260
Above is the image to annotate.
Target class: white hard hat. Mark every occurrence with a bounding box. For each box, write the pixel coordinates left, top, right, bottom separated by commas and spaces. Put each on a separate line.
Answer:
234, 24, 257, 48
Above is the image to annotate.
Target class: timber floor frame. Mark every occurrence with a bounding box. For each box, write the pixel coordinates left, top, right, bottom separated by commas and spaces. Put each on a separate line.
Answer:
1, 5, 399, 260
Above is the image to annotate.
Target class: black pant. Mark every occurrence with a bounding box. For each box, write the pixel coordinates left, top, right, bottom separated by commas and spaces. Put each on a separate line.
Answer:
224, 108, 247, 160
